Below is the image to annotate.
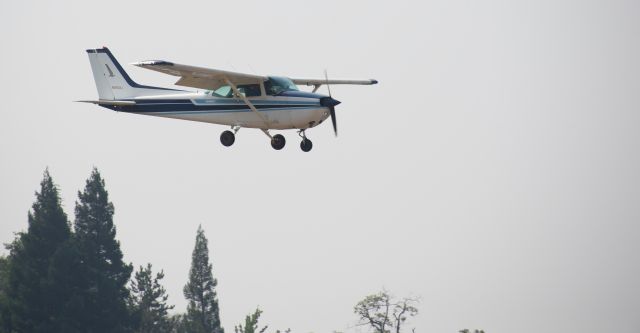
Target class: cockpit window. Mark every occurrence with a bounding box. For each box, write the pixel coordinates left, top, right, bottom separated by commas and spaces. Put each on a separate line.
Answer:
265, 77, 299, 95
208, 84, 261, 98
211, 86, 232, 97
239, 84, 261, 97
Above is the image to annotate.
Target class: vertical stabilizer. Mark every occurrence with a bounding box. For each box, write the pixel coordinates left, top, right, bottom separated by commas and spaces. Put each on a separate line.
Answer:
86, 47, 178, 100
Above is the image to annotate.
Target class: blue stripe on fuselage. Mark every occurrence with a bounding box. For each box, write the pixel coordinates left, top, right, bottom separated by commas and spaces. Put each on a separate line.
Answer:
135, 106, 321, 116
100, 99, 322, 114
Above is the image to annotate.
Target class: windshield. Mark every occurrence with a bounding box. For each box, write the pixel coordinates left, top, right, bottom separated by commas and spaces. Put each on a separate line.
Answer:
265, 76, 299, 95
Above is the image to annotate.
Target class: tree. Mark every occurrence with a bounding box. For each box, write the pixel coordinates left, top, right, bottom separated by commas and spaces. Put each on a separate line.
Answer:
6, 169, 74, 332
168, 313, 187, 333
73, 168, 133, 333
131, 263, 174, 333
0, 256, 10, 333
354, 290, 419, 333
183, 225, 224, 333
234, 308, 268, 333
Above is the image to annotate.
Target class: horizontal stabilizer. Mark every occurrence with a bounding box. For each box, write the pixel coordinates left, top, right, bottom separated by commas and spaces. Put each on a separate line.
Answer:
76, 100, 136, 106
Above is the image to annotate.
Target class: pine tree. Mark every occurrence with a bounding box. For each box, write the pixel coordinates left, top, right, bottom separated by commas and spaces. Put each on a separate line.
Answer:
169, 313, 189, 333
6, 169, 73, 332
131, 263, 174, 333
235, 308, 268, 333
0, 256, 11, 333
183, 225, 224, 333
74, 168, 133, 333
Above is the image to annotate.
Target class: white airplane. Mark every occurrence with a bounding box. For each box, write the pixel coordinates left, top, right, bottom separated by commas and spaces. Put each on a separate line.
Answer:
80, 47, 377, 152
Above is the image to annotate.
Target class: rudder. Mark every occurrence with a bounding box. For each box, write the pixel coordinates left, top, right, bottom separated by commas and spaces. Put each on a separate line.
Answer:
86, 47, 177, 100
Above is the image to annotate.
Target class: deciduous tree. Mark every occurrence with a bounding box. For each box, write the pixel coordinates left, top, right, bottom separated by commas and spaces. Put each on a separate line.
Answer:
354, 290, 418, 333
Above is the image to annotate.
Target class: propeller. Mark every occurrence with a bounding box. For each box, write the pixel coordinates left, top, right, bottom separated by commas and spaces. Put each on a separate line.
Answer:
321, 69, 340, 137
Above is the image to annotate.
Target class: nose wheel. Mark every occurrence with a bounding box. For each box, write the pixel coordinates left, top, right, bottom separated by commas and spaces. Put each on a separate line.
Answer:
298, 130, 313, 152
300, 139, 313, 152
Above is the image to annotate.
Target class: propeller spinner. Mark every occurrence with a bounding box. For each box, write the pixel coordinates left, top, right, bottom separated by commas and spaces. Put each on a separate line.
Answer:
321, 70, 341, 136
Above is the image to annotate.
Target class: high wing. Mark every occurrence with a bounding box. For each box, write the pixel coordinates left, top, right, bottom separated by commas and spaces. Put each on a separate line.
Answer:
133, 59, 378, 91
291, 78, 378, 86
132, 60, 267, 90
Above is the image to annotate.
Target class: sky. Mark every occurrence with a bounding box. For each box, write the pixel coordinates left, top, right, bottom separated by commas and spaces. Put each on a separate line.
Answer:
1, 0, 639, 332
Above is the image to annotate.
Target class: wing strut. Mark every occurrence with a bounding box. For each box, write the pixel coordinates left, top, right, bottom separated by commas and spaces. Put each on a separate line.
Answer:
224, 77, 273, 138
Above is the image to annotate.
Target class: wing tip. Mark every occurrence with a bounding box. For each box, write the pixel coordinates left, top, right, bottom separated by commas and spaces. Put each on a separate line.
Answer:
131, 60, 174, 67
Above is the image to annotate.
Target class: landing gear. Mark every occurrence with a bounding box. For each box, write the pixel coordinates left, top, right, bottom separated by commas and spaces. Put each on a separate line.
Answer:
220, 130, 235, 147
271, 134, 286, 150
300, 139, 313, 152
298, 130, 313, 152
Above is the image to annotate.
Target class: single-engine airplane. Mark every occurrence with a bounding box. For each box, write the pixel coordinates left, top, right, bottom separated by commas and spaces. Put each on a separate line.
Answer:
80, 47, 377, 152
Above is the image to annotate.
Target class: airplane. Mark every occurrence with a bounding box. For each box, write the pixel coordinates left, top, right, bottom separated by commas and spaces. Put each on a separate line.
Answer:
80, 47, 377, 152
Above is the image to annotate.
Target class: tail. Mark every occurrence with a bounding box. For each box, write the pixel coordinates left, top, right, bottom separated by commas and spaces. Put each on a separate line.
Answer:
86, 47, 179, 100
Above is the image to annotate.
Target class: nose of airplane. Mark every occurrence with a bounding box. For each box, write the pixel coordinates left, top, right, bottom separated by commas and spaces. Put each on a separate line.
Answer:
319, 96, 341, 137
319, 96, 341, 107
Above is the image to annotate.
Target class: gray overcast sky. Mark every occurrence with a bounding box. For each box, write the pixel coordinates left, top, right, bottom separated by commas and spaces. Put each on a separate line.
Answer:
1, 0, 639, 332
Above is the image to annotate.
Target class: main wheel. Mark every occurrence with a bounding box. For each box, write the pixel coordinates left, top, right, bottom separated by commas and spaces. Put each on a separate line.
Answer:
300, 138, 313, 152
220, 130, 235, 147
271, 134, 286, 150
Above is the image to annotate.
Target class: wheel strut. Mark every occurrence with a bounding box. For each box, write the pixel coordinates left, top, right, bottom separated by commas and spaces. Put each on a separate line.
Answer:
298, 130, 313, 152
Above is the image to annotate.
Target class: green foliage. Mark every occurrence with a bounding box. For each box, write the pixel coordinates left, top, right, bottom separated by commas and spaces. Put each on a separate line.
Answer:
6, 169, 75, 333
1, 169, 248, 333
131, 263, 174, 333
73, 168, 133, 333
354, 290, 419, 333
183, 225, 224, 333
234, 308, 268, 333
168, 313, 189, 333
0, 256, 11, 333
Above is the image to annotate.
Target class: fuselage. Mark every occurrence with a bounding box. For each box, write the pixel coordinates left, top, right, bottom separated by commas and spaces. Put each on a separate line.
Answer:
100, 89, 332, 130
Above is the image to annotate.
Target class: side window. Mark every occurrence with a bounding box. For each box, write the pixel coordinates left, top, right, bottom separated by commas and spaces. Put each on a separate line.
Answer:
264, 79, 279, 95
211, 84, 262, 97
212, 86, 232, 97
238, 84, 261, 97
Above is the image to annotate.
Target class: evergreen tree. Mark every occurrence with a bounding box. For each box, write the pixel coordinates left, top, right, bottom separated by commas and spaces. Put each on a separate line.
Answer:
131, 263, 174, 333
234, 308, 268, 333
5, 169, 73, 332
169, 313, 188, 333
183, 225, 224, 333
47, 236, 84, 333
74, 168, 133, 333
0, 256, 10, 333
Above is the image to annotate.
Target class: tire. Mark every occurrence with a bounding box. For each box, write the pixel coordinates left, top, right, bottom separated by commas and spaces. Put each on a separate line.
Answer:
271, 134, 286, 150
300, 139, 313, 152
220, 130, 235, 147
